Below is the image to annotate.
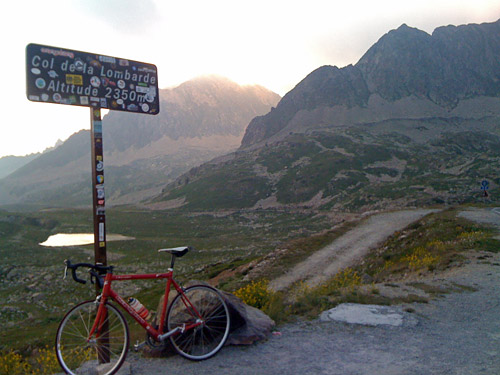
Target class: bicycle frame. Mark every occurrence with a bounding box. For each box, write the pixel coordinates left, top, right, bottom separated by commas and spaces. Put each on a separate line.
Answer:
88, 270, 204, 343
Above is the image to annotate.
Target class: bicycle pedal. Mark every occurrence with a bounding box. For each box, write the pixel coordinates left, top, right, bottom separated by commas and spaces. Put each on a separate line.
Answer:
134, 340, 146, 352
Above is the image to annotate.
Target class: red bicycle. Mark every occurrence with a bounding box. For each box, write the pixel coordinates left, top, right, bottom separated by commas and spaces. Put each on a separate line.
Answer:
56, 247, 231, 375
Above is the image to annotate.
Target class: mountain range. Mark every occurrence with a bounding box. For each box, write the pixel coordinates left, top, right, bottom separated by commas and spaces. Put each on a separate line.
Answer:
0, 76, 280, 206
0, 154, 40, 180
156, 19, 500, 211
3, 19, 500, 211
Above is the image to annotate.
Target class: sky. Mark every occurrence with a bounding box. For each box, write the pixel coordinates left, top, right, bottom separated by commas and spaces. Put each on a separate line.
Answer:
1, 0, 499, 158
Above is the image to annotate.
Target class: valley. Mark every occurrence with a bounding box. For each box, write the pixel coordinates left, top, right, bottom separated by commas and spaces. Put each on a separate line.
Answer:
1, 17, 500, 374
0, 205, 338, 351
1, 202, 499, 355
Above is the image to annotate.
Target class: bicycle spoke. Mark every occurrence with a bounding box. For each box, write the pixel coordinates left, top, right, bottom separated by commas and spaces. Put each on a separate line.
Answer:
203, 325, 226, 335
175, 333, 193, 349
188, 329, 197, 354
56, 301, 129, 375
99, 323, 125, 337
60, 330, 89, 340
167, 286, 230, 360
96, 343, 122, 358
66, 318, 88, 339
205, 312, 227, 321
78, 309, 90, 335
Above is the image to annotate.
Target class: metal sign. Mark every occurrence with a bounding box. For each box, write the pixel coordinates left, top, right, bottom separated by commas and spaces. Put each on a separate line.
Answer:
26, 43, 159, 115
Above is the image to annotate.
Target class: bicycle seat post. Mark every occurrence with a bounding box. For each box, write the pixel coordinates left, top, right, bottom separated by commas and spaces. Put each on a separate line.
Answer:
170, 254, 176, 270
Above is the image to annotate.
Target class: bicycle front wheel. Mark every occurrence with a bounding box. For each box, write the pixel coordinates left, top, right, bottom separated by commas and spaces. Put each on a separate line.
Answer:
167, 285, 230, 360
55, 300, 129, 375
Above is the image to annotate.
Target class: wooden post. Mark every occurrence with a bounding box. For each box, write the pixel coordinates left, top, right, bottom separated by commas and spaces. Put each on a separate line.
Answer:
90, 107, 107, 270
90, 108, 109, 364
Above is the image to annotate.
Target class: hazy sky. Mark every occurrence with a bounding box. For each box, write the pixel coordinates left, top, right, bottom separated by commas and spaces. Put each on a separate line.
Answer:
2, 0, 499, 158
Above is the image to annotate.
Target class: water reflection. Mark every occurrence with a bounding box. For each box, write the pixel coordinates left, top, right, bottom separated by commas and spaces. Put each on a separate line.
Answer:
40, 233, 134, 247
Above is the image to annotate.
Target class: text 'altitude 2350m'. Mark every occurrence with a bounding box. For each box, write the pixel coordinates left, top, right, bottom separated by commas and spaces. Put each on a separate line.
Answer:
26, 43, 159, 115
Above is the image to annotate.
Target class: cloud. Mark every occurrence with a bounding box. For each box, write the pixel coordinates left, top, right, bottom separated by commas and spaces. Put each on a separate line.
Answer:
74, 0, 161, 34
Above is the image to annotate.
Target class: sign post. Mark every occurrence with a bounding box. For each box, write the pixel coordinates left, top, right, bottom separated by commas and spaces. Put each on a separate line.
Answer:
26, 43, 159, 365
481, 179, 490, 198
26, 43, 160, 269
91, 108, 107, 270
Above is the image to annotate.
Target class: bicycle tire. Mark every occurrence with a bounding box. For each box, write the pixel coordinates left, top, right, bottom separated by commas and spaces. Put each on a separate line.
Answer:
55, 300, 129, 375
167, 285, 230, 360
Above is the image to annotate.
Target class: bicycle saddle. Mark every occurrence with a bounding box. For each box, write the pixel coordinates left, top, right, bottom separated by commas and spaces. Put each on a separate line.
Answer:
158, 246, 190, 257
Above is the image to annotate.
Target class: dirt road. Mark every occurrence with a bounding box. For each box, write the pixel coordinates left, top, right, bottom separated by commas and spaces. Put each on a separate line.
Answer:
270, 209, 438, 291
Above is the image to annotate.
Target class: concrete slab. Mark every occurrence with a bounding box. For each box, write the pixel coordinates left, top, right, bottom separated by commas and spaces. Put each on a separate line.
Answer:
320, 303, 413, 327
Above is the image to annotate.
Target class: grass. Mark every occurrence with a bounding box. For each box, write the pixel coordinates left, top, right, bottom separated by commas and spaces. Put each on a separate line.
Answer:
359, 208, 500, 282
209, 220, 357, 291
149, 126, 500, 212
407, 282, 450, 296
230, 207, 500, 323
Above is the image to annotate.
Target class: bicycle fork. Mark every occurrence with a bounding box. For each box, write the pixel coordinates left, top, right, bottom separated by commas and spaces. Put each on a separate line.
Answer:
86, 297, 112, 363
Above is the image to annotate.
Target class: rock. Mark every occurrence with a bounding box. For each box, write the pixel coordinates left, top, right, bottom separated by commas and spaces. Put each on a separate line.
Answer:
31, 292, 43, 302
220, 290, 275, 345
361, 273, 374, 284
144, 282, 274, 357
6, 268, 18, 280
320, 303, 417, 327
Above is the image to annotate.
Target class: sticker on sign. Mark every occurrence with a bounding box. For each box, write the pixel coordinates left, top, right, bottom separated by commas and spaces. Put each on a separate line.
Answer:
26, 43, 159, 115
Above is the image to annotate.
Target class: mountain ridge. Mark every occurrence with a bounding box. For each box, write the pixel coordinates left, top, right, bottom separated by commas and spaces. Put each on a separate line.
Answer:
0, 76, 280, 206
241, 18, 500, 149
156, 19, 500, 211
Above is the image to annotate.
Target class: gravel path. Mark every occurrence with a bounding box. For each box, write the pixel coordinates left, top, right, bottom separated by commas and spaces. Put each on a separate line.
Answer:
270, 209, 438, 290
458, 207, 500, 238
125, 250, 500, 374
121, 207, 500, 375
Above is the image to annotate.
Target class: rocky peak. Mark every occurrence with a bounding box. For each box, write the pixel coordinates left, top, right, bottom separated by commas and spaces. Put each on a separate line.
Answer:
240, 19, 500, 148
241, 65, 370, 147
100, 75, 280, 152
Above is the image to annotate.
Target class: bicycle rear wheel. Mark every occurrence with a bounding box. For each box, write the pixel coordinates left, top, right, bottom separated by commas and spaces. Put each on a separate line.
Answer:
167, 285, 230, 360
55, 300, 129, 375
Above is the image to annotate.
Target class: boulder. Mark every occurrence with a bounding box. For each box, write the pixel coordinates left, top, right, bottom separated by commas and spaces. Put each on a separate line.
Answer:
143, 282, 274, 357
220, 290, 275, 345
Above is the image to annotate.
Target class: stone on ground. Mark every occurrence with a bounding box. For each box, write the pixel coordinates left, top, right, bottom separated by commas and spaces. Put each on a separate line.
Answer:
144, 283, 274, 357
320, 303, 416, 327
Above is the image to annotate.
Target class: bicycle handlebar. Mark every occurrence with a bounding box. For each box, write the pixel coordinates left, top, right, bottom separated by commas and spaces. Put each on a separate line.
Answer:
64, 259, 112, 286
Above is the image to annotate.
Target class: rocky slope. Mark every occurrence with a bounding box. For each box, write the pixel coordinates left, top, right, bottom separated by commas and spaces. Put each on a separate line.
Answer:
0, 76, 280, 206
0, 154, 40, 179
156, 19, 500, 211
241, 19, 500, 148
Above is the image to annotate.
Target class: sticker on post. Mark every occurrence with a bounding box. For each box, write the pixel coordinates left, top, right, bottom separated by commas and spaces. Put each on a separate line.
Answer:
99, 222, 104, 242
97, 188, 105, 199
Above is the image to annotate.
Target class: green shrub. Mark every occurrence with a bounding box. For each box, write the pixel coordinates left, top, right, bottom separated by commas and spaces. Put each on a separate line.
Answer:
233, 280, 291, 324
233, 280, 271, 309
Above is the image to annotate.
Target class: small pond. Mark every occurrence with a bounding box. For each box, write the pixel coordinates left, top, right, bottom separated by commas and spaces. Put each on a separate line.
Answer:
40, 233, 134, 247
